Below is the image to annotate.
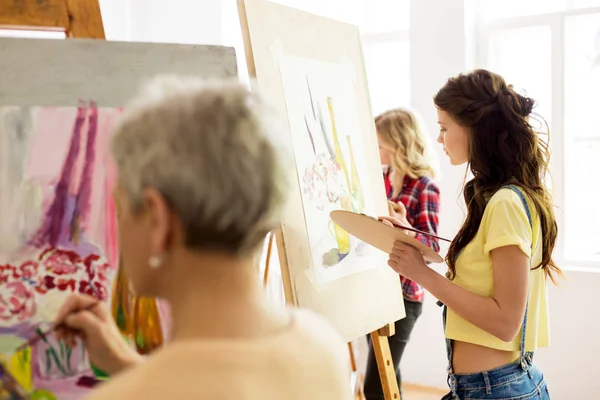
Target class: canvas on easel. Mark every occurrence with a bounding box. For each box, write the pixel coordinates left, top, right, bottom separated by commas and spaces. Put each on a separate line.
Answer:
0, 3, 238, 398
238, 1, 405, 398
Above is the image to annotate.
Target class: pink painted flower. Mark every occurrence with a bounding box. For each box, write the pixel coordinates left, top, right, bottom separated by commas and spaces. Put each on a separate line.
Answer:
17, 260, 39, 280
0, 264, 16, 284
302, 155, 347, 208
79, 279, 108, 301
82, 254, 111, 280
0, 281, 36, 322
1, 248, 113, 314
39, 247, 81, 276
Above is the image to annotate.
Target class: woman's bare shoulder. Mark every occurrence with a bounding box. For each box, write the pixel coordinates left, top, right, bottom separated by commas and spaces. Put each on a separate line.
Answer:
84, 308, 350, 400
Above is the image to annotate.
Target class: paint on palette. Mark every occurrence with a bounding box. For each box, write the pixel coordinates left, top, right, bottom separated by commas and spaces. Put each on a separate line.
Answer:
0, 104, 122, 400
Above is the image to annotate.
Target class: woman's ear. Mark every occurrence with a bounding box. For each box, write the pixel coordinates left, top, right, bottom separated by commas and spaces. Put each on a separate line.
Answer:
142, 188, 174, 256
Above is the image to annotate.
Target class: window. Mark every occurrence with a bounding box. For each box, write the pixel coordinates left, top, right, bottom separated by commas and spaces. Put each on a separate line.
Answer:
360, 0, 411, 114
0, 30, 65, 39
479, 4, 600, 267
362, 0, 409, 35
479, 0, 569, 21
363, 37, 410, 115
564, 12, 600, 263
487, 26, 552, 126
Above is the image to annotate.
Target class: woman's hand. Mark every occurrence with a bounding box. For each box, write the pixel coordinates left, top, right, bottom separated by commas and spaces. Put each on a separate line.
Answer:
380, 201, 416, 237
387, 241, 428, 281
54, 293, 144, 376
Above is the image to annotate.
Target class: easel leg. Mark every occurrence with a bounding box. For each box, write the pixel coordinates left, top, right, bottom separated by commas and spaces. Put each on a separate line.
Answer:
370, 324, 401, 400
348, 342, 364, 399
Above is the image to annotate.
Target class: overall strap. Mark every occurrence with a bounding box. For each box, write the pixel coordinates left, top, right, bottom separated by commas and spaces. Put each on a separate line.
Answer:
503, 185, 533, 367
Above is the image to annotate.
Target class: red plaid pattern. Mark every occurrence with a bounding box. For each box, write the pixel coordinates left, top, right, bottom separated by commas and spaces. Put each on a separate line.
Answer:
384, 172, 440, 302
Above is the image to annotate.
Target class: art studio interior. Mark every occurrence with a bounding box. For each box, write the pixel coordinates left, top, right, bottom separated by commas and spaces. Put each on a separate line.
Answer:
0, 0, 598, 399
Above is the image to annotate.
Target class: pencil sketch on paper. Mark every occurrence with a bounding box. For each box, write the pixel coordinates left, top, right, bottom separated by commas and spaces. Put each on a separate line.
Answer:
0, 104, 122, 400
277, 55, 386, 285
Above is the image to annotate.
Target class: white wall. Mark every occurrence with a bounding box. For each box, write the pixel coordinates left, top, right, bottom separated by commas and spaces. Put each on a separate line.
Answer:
98, 1, 600, 398
398, 0, 470, 388
99, 0, 223, 44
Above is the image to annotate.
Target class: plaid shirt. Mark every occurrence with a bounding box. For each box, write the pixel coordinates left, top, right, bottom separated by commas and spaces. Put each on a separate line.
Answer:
384, 172, 440, 303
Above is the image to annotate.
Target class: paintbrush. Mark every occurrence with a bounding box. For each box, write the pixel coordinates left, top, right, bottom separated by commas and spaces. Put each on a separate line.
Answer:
361, 213, 452, 243
14, 278, 100, 354
13, 300, 100, 354
0, 303, 98, 400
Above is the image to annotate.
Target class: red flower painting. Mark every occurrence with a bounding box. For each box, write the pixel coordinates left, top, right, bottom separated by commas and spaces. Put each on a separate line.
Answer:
0, 281, 36, 322
33, 247, 110, 301
0, 246, 110, 324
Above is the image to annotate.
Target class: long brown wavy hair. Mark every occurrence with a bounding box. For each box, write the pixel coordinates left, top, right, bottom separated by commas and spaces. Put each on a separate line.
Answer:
433, 69, 562, 284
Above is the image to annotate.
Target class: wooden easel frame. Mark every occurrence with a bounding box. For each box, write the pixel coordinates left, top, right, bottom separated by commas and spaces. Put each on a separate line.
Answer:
237, 1, 401, 399
0, 0, 105, 39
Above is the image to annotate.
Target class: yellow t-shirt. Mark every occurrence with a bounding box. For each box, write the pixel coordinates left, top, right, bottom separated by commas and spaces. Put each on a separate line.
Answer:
84, 308, 353, 400
445, 187, 550, 352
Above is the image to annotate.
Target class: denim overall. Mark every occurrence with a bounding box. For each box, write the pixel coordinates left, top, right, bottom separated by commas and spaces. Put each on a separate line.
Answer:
441, 186, 551, 399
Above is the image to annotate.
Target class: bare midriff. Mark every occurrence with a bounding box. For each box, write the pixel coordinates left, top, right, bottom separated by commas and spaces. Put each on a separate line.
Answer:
451, 340, 520, 374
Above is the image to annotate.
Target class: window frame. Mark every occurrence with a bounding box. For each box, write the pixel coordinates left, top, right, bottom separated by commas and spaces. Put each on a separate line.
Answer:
477, 6, 600, 269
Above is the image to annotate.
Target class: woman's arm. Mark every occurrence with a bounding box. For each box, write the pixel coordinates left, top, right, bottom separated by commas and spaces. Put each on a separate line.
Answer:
387, 191, 533, 342
417, 245, 529, 341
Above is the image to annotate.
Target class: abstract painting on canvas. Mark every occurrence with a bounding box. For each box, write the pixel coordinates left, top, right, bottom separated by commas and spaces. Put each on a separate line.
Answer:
0, 104, 121, 400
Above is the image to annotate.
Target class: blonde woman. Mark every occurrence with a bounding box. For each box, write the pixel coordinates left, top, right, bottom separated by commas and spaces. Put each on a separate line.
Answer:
364, 108, 441, 399
53, 77, 352, 400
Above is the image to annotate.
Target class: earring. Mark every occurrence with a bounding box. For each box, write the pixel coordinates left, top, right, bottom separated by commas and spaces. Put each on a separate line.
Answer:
148, 255, 163, 269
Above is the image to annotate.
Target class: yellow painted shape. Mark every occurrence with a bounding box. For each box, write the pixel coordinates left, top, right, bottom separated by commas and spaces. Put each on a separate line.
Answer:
0, 335, 33, 392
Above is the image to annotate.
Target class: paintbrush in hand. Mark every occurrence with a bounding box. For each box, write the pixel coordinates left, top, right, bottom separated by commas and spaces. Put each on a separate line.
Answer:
362, 213, 452, 243
382, 218, 452, 243
13, 300, 100, 354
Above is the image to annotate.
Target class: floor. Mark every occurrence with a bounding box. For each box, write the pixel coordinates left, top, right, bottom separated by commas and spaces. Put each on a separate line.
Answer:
403, 384, 447, 400
352, 338, 447, 400
355, 380, 447, 400
403, 393, 440, 400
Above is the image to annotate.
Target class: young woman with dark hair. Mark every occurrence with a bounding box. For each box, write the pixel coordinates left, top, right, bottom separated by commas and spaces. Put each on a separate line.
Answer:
382, 69, 559, 399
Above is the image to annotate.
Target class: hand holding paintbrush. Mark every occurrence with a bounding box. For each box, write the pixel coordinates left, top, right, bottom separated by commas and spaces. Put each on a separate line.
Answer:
383, 200, 451, 243
11, 299, 101, 354
0, 294, 140, 398
48, 293, 143, 376
384, 200, 417, 238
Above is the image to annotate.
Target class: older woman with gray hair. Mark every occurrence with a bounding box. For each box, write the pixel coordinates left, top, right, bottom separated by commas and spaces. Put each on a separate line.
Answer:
53, 77, 352, 399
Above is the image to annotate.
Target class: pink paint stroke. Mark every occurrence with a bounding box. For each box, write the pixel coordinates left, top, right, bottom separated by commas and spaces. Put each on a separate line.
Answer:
71, 103, 98, 241
28, 105, 87, 248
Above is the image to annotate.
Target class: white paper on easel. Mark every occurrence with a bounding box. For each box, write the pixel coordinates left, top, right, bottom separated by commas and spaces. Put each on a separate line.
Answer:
269, 38, 285, 67
276, 53, 386, 288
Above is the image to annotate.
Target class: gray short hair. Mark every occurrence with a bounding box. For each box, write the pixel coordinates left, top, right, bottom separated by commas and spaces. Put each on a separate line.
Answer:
111, 76, 289, 256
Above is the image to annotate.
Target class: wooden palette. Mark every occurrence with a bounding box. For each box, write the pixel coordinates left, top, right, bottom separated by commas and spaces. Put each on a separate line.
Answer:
330, 210, 444, 264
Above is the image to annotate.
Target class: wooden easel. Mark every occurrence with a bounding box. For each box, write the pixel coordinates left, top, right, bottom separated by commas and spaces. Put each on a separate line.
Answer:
261, 232, 400, 400
0, 0, 105, 39
237, 2, 401, 399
